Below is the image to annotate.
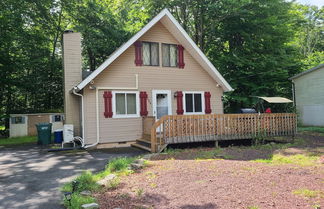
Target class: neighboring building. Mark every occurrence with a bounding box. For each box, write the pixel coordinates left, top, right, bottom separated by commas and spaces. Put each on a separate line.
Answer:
290, 63, 324, 126
9, 113, 64, 137
63, 9, 233, 148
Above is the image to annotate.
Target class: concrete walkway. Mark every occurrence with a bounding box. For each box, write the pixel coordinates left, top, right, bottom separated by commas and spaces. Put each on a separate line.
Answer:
0, 146, 144, 209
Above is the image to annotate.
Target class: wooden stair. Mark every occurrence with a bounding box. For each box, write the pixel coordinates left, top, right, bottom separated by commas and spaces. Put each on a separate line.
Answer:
131, 134, 152, 152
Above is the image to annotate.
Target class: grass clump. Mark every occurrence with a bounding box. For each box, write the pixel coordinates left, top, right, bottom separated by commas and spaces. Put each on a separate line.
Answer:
62, 157, 137, 208
95, 157, 135, 180
0, 136, 37, 146
63, 193, 96, 209
247, 206, 259, 209
62, 171, 100, 193
107, 157, 134, 172
254, 154, 319, 166
293, 189, 324, 198
135, 188, 144, 197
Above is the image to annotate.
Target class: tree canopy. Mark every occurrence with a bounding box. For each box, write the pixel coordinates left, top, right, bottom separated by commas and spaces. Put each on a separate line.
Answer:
0, 0, 323, 129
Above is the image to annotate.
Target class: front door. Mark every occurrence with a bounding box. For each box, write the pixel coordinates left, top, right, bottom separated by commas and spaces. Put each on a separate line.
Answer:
152, 90, 172, 121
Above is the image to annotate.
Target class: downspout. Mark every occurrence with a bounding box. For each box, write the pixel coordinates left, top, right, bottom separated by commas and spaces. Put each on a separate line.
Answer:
292, 81, 296, 107
72, 87, 85, 147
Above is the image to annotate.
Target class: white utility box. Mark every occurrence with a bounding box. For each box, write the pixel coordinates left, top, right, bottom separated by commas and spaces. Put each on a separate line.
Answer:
63, 124, 74, 142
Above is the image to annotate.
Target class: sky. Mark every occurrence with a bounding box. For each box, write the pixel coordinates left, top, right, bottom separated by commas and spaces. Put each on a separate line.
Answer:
295, 0, 324, 7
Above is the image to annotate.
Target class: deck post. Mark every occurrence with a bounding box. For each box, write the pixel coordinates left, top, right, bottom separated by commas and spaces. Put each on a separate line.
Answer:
215, 140, 219, 148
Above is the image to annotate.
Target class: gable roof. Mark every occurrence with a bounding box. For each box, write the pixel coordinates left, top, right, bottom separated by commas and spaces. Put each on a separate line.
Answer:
290, 63, 324, 80
75, 9, 233, 92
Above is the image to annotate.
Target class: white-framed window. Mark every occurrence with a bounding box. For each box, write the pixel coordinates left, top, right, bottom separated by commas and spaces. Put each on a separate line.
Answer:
183, 91, 205, 114
112, 91, 140, 118
162, 43, 178, 67
11, 116, 26, 124
51, 114, 63, 122
142, 42, 159, 66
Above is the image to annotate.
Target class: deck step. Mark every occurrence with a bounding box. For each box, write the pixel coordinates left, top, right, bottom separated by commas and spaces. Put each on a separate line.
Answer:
131, 143, 151, 152
136, 138, 151, 144
142, 134, 151, 141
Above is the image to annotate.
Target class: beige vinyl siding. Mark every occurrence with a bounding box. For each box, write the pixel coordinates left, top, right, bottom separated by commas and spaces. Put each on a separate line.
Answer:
63, 32, 82, 135
293, 66, 324, 126
83, 21, 224, 144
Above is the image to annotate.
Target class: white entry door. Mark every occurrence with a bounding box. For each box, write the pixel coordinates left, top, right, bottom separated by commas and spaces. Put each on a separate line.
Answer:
152, 90, 172, 121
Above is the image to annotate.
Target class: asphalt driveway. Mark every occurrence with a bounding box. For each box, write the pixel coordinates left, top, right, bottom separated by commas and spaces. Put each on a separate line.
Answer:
0, 145, 144, 209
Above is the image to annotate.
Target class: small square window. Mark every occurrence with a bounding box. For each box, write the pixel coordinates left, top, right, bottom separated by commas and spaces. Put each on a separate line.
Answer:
53, 115, 62, 122
162, 43, 178, 67
114, 92, 139, 118
184, 92, 204, 114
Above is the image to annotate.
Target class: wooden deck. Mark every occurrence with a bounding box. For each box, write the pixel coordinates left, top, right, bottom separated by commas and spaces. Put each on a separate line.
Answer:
132, 113, 297, 152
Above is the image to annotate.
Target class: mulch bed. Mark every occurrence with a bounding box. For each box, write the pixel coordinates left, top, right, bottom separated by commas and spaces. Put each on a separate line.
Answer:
96, 135, 324, 209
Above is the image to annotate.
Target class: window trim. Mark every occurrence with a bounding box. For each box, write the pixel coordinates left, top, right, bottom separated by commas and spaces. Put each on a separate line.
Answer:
162, 43, 178, 67
11, 116, 26, 124
112, 91, 140, 118
183, 91, 205, 115
51, 114, 63, 123
142, 41, 160, 66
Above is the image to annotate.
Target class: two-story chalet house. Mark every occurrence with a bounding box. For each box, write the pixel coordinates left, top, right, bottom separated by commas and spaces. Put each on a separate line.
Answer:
63, 9, 233, 150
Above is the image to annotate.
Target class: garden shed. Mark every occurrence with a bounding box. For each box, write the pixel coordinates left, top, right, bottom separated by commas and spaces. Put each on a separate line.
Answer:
9, 113, 64, 137
290, 63, 324, 126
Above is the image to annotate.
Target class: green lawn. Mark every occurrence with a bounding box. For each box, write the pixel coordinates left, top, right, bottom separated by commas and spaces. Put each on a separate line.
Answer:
0, 126, 5, 131
298, 126, 324, 135
0, 136, 37, 146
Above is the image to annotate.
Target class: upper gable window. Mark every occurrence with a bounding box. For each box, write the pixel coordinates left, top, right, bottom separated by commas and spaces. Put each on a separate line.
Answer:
162, 43, 178, 67
142, 42, 159, 66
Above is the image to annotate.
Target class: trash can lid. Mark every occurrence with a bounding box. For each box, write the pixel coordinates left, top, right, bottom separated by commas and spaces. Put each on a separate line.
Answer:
54, 129, 63, 132
37, 123, 52, 125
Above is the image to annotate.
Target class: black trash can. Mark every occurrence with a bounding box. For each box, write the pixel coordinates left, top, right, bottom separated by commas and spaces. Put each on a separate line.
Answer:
36, 123, 52, 145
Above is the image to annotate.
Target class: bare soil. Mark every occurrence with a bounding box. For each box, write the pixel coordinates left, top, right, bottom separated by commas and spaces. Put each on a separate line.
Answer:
96, 134, 324, 209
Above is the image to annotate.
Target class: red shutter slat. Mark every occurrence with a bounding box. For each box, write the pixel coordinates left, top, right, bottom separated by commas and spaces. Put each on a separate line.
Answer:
177, 45, 185, 69
103, 91, 113, 118
134, 41, 143, 66
176, 91, 184, 115
140, 91, 148, 116
204, 91, 212, 114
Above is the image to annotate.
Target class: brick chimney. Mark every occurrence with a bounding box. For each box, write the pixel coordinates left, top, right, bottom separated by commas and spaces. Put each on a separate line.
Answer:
63, 30, 82, 135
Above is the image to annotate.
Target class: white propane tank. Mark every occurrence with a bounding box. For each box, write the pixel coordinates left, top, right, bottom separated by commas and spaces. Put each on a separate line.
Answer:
63, 124, 74, 142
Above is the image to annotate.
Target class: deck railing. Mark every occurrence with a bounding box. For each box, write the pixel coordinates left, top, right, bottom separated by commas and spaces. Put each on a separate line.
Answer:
150, 113, 297, 152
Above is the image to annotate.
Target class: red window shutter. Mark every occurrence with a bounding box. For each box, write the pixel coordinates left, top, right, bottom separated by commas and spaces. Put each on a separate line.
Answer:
134, 41, 143, 66
176, 91, 184, 115
140, 91, 148, 116
205, 92, 212, 114
103, 91, 113, 118
177, 45, 185, 69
